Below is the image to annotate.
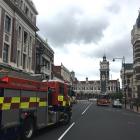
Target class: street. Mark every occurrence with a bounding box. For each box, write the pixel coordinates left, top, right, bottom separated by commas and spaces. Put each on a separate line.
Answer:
33, 100, 140, 140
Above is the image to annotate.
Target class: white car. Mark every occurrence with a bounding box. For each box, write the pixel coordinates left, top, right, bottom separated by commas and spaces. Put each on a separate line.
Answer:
112, 99, 122, 108
88, 98, 97, 102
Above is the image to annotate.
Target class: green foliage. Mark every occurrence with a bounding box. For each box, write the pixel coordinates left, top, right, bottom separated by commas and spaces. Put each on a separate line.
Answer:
110, 92, 123, 100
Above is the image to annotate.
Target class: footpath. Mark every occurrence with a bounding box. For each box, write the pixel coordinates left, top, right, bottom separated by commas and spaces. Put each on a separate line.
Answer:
124, 104, 140, 113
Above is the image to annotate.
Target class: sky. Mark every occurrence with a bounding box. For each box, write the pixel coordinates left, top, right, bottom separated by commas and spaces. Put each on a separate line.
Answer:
32, 0, 140, 81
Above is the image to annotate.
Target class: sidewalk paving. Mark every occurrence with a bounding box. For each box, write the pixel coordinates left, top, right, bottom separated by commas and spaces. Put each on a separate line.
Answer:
123, 104, 140, 113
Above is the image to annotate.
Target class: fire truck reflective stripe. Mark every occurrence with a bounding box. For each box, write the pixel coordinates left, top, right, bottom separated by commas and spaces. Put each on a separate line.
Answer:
11, 97, 20, 103
58, 96, 63, 101
39, 102, 47, 107
0, 104, 2, 110
29, 97, 37, 102
2, 103, 11, 110
29, 102, 38, 108
37, 97, 40, 102
11, 103, 20, 109
4, 97, 12, 103
63, 101, 66, 106
40, 98, 47, 102
0, 97, 48, 110
0, 97, 4, 103
21, 97, 30, 102
20, 102, 29, 109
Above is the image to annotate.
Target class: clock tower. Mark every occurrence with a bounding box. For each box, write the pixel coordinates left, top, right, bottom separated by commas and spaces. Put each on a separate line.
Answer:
100, 55, 109, 94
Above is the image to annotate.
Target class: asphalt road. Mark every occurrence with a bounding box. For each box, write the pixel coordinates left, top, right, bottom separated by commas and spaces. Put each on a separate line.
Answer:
34, 100, 140, 140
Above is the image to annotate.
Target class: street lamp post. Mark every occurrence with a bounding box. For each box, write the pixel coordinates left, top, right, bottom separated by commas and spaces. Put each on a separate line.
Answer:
113, 56, 126, 108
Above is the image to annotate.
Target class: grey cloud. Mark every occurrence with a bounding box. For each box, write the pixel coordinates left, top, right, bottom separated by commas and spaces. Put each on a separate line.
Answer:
106, 2, 120, 14
38, 6, 109, 47
84, 34, 133, 63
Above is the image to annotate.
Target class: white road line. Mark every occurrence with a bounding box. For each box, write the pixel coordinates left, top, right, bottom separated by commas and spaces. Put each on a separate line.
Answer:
82, 103, 92, 115
122, 112, 140, 117
58, 122, 75, 140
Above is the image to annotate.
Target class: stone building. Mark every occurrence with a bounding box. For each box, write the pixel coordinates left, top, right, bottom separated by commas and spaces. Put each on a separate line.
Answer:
35, 34, 54, 80
53, 63, 75, 85
120, 63, 133, 99
73, 56, 120, 99
0, 0, 38, 79
131, 11, 140, 100
73, 78, 100, 99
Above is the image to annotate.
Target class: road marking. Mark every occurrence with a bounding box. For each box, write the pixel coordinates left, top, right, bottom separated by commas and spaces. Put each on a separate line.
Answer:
82, 103, 92, 115
58, 122, 75, 140
103, 108, 121, 112
122, 112, 140, 117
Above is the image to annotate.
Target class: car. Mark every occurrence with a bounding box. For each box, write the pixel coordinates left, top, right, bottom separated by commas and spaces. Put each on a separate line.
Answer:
88, 98, 97, 102
112, 99, 122, 108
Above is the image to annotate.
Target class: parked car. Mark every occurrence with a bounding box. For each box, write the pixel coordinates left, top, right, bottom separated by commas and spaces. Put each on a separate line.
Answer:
88, 98, 97, 102
112, 99, 122, 108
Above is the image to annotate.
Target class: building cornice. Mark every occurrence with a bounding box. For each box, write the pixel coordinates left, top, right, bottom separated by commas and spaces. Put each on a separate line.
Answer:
4, 0, 39, 31
25, 0, 38, 15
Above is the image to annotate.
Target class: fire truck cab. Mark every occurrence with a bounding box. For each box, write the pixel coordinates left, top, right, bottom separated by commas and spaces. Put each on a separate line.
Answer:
0, 77, 72, 140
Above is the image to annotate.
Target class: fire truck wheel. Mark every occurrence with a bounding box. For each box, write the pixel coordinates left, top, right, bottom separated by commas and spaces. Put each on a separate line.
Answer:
63, 113, 71, 125
21, 118, 34, 140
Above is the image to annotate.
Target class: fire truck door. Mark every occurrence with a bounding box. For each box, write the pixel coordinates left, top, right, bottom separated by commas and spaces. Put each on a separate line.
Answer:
1, 88, 20, 128
36, 91, 48, 129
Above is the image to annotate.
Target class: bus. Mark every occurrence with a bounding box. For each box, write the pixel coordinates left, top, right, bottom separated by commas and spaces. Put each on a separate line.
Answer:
96, 94, 110, 106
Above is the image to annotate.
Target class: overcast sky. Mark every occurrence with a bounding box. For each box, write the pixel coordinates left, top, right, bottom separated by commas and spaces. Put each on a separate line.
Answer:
32, 0, 140, 81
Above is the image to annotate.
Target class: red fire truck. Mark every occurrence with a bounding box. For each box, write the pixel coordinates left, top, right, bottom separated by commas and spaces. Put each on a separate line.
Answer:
0, 76, 72, 140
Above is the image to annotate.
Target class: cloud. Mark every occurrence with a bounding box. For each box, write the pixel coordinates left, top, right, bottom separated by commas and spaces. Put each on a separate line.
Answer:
33, 0, 140, 81
106, 2, 120, 14
37, 5, 110, 47
83, 33, 133, 63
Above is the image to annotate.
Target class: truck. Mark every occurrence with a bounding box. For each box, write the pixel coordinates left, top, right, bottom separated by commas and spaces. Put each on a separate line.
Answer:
0, 76, 72, 140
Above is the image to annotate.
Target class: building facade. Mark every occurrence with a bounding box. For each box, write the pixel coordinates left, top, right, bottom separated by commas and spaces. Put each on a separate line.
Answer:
0, 0, 38, 78
100, 55, 109, 94
35, 34, 54, 80
53, 63, 75, 84
73, 56, 120, 99
131, 12, 140, 100
120, 63, 133, 99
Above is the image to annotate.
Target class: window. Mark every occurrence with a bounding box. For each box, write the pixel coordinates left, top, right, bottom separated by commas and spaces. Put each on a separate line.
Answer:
18, 26, 22, 40
25, 6, 29, 15
42, 58, 50, 70
47, 61, 50, 70
24, 31, 28, 45
5, 15, 11, 33
23, 54, 26, 69
17, 50, 20, 67
3, 43, 9, 63
29, 36, 32, 55
59, 84, 64, 95
30, 12, 33, 20
29, 36, 32, 46
28, 57, 31, 70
